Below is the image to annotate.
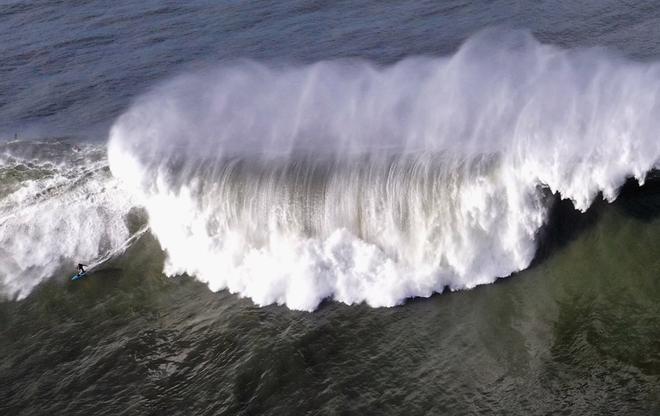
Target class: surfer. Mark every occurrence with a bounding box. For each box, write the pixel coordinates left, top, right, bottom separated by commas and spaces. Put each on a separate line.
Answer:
77, 263, 87, 275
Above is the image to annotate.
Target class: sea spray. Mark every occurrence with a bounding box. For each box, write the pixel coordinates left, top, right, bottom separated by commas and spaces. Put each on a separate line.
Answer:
107, 30, 660, 310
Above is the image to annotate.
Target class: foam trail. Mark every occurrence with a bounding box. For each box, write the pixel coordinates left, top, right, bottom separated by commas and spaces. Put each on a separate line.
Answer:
108, 30, 660, 310
85, 224, 149, 272
0, 142, 135, 299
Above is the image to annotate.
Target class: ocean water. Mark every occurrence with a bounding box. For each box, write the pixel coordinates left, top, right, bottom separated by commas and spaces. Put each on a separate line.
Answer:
1, 1, 660, 414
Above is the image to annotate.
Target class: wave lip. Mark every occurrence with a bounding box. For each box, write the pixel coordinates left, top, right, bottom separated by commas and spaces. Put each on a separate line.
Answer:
108, 30, 660, 310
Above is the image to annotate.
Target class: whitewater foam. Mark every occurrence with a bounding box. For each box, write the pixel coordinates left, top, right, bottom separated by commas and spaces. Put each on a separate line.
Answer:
0, 142, 135, 299
108, 30, 660, 310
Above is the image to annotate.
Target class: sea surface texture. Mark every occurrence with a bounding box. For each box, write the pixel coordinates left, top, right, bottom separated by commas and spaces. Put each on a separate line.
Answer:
1, 1, 660, 414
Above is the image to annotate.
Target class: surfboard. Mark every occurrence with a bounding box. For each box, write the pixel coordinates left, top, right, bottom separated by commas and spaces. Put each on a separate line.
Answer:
71, 272, 87, 281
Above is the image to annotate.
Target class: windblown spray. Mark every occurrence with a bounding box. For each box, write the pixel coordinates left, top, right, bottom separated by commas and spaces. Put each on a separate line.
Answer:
104, 30, 660, 310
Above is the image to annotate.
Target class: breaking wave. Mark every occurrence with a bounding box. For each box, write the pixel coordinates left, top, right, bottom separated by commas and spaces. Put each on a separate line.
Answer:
106, 30, 660, 310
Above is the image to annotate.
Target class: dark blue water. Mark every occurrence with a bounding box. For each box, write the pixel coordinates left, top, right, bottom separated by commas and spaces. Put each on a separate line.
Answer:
2, 0, 660, 138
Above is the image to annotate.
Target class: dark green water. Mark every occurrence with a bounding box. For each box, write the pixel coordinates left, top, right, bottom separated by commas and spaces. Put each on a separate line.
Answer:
2, 192, 659, 415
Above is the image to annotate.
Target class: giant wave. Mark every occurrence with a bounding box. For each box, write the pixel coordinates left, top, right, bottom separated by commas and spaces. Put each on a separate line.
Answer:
100, 30, 660, 310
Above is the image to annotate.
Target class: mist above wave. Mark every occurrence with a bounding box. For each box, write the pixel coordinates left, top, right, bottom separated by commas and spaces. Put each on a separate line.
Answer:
108, 30, 660, 310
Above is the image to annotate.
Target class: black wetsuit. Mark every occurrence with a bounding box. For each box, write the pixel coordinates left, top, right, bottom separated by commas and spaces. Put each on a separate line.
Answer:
78, 264, 86, 274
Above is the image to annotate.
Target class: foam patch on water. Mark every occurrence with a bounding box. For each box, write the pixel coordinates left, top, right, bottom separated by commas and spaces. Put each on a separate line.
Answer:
0, 143, 134, 299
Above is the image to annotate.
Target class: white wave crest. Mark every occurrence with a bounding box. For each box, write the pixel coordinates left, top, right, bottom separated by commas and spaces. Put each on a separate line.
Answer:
108, 30, 660, 310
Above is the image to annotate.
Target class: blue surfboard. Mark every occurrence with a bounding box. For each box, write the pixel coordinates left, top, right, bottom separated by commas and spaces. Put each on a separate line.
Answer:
71, 272, 87, 281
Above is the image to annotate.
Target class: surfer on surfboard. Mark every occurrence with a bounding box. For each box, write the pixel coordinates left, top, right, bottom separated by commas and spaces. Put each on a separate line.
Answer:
77, 263, 87, 275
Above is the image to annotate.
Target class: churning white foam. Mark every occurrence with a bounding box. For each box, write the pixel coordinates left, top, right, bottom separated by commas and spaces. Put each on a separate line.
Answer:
0, 144, 134, 299
108, 30, 660, 310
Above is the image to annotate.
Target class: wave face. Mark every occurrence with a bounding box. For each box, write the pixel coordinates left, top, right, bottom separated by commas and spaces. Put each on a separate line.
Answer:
108, 30, 660, 310
0, 141, 134, 299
